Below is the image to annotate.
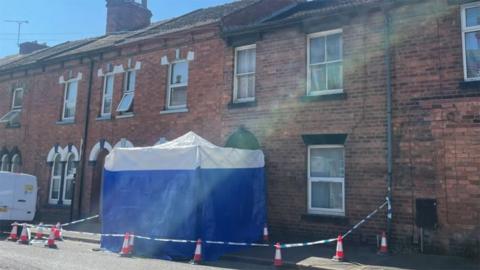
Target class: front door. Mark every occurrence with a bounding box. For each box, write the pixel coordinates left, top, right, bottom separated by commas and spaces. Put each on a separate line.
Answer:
90, 150, 108, 216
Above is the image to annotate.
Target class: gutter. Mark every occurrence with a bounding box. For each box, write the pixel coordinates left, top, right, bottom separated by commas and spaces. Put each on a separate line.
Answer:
77, 58, 95, 218
384, 1, 393, 246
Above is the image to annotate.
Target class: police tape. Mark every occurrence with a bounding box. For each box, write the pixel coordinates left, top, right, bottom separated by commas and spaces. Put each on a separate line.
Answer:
14, 214, 100, 229
61, 230, 271, 247
61, 214, 100, 227
342, 200, 388, 239
6, 199, 387, 249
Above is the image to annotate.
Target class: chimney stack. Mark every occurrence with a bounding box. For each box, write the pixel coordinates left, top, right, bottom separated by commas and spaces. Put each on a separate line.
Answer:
106, 0, 152, 34
19, 41, 48, 54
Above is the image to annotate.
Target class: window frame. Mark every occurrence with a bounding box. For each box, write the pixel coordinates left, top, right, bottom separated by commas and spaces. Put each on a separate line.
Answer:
116, 69, 136, 113
306, 29, 343, 96
307, 145, 345, 216
61, 153, 75, 205
10, 154, 20, 173
166, 59, 189, 110
101, 73, 115, 117
61, 80, 79, 121
1, 154, 10, 172
48, 154, 62, 205
233, 44, 256, 103
461, 2, 480, 81
11, 88, 23, 110
0, 88, 23, 124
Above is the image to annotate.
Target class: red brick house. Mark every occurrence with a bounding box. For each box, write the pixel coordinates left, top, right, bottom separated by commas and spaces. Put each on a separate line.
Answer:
0, 0, 478, 257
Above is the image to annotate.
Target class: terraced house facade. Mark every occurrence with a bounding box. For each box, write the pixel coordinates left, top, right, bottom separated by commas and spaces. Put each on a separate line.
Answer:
0, 0, 478, 258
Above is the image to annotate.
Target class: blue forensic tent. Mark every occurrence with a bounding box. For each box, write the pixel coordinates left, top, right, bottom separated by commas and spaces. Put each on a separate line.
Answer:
100, 132, 266, 261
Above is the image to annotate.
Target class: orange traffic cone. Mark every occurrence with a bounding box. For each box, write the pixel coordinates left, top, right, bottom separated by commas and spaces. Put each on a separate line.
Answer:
332, 235, 344, 262
8, 222, 18, 241
119, 232, 132, 257
35, 223, 45, 240
128, 232, 135, 255
54, 222, 62, 241
18, 223, 29, 245
193, 239, 202, 264
273, 243, 282, 267
378, 231, 388, 255
263, 224, 269, 242
45, 226, 58, 249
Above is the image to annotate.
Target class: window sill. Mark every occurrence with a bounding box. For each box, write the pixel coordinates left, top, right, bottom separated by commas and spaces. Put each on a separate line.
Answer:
459, 80, 480, 90
300, 92, 346, 102
116, 113, 134, 119
44, 203, 70, 209
228, 100, 257, 109
56, 120, 75, 125
301, 213, 349, 225
160, 108, 189, 115
5, 122, 20, 129
96, 115, 112, 121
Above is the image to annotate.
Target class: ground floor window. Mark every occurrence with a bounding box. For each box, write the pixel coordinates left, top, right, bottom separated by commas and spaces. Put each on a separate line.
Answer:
0, 154, 10, 171
62, 153, 76, 204
49, 154, 62, 204
10, 154, 20, 173
49, 153, 75, 205
308, 145, 345, 215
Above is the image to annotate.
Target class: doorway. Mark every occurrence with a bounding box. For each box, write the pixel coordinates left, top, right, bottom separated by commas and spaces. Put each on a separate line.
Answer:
90, 149, 109, 216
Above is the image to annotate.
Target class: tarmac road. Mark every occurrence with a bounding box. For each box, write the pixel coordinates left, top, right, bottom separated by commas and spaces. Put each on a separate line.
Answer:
0, 239, 276, 270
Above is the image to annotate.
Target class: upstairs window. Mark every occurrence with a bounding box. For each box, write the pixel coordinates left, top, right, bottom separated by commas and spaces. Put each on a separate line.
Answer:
234, 44, 256, 103
101, 74, 114, 117
308, 145, 345, 216
0, 88, 23, 126
12, 88, 23, 110
462, 3, 480, 80
62, 81, 78, 121
167, 61, 188, 109
307, 29, 343, 95
117, 70, 136, 114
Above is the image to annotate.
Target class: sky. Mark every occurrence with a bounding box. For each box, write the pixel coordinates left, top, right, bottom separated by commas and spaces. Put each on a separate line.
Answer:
0, 0, 234, 57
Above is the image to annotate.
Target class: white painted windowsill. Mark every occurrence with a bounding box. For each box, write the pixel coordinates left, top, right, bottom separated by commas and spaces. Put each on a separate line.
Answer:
160, 108, 189, 115
116, 113, 134, 119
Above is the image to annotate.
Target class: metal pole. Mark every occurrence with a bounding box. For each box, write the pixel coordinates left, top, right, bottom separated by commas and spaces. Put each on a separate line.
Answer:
4, 20, 29, 48
77, 58, 95, 218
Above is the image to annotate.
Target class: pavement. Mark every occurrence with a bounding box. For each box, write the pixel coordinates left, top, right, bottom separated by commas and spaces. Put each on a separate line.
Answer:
23, 226, 478, 270
0, 238, 276, 270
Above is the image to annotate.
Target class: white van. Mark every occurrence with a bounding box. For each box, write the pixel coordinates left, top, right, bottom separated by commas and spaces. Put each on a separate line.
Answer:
0, 172, 37, 226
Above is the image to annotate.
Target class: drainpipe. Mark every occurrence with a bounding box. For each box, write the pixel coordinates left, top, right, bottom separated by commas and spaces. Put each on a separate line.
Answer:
384, 1, 393, 246
77, 58, 95, 218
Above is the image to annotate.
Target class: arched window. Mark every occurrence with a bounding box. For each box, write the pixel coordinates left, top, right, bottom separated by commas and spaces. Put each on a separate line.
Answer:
10, 154, 20, 173
49, 154, 62, 204
225, 128, 261, 150
62, 153, 76, 205
1, 154, 10, 171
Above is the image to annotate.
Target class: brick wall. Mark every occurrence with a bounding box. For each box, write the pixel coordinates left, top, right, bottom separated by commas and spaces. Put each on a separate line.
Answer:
220, 0, 479, 257
221, 8, 389, 243
0, 26, 227, 222
389, 1, 480, 257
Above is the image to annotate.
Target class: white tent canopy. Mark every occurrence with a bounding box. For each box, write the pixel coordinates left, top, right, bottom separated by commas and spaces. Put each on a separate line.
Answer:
105, 131, 264, 172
